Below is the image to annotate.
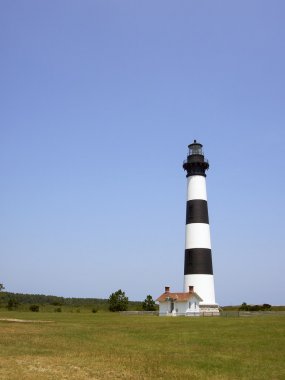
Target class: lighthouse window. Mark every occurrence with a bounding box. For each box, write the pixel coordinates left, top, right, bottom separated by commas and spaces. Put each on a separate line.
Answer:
189, 144, 203, 155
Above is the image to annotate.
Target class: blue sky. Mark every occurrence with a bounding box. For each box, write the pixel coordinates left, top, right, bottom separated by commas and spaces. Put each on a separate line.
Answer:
1, 0, 284, 305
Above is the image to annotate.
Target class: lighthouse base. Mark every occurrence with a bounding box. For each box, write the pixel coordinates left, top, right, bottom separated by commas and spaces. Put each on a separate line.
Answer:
199, 304, 220, 316
184, 274, 217, 305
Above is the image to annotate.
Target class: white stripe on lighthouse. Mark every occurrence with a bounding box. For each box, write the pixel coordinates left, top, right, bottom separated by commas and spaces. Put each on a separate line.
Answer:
185, 224, 211, 249
187, 175, 207, 201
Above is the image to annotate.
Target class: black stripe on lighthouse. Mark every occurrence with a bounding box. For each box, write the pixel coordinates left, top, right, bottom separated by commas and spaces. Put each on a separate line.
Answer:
184, 198, 212, 275
186, 200, 209, 224
184, 248, 213, 275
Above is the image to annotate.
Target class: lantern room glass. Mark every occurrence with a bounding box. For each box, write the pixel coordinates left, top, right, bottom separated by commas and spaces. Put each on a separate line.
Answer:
188, 142, 203, 156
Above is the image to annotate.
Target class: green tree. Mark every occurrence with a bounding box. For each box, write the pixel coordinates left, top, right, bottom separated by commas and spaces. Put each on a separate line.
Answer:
239, 302, 248, 311
0, 283, 5, 307
108, 289, 128, 312
142, 295, 156, 311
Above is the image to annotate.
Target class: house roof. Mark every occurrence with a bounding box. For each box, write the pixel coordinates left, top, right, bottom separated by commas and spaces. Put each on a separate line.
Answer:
156, 291, 203, 303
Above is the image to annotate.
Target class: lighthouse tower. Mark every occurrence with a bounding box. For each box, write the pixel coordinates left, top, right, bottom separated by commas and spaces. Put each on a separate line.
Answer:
183, 140, 219, 313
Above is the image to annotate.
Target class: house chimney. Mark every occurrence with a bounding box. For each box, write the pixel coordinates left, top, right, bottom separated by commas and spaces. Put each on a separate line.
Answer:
189, 286, 194, 292
165, 286, 170, 293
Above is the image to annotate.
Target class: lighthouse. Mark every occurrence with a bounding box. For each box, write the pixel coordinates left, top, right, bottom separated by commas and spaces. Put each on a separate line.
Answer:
182, 140, 219, 313
156, 140, 219, 316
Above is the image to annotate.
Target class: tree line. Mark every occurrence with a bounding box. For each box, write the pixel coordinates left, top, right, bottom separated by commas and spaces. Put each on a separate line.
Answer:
0, 284, 157, 312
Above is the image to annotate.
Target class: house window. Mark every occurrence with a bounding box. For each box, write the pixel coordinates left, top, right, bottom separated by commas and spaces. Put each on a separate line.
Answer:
194, 302, 197, 309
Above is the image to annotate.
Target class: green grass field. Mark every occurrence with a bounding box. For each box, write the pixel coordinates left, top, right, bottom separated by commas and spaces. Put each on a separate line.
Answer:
0, 311, 284, 379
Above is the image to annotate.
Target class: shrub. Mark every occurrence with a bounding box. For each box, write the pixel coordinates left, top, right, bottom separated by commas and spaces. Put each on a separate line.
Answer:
92, 308, 98, 313
262, 304, 271, 310
239, 303, 272, 312
54, 307, 62, 312
248, 305, 260, 311
29, 304, 39, 312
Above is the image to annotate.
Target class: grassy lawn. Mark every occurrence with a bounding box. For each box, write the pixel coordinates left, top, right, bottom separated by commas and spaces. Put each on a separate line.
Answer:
0, 311, 284, 379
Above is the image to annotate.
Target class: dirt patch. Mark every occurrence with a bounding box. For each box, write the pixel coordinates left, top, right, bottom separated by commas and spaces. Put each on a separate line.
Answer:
0, 318, 54, 323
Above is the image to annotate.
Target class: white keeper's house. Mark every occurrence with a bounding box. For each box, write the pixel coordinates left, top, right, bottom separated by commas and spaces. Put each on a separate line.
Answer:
156, 286, 202, 316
